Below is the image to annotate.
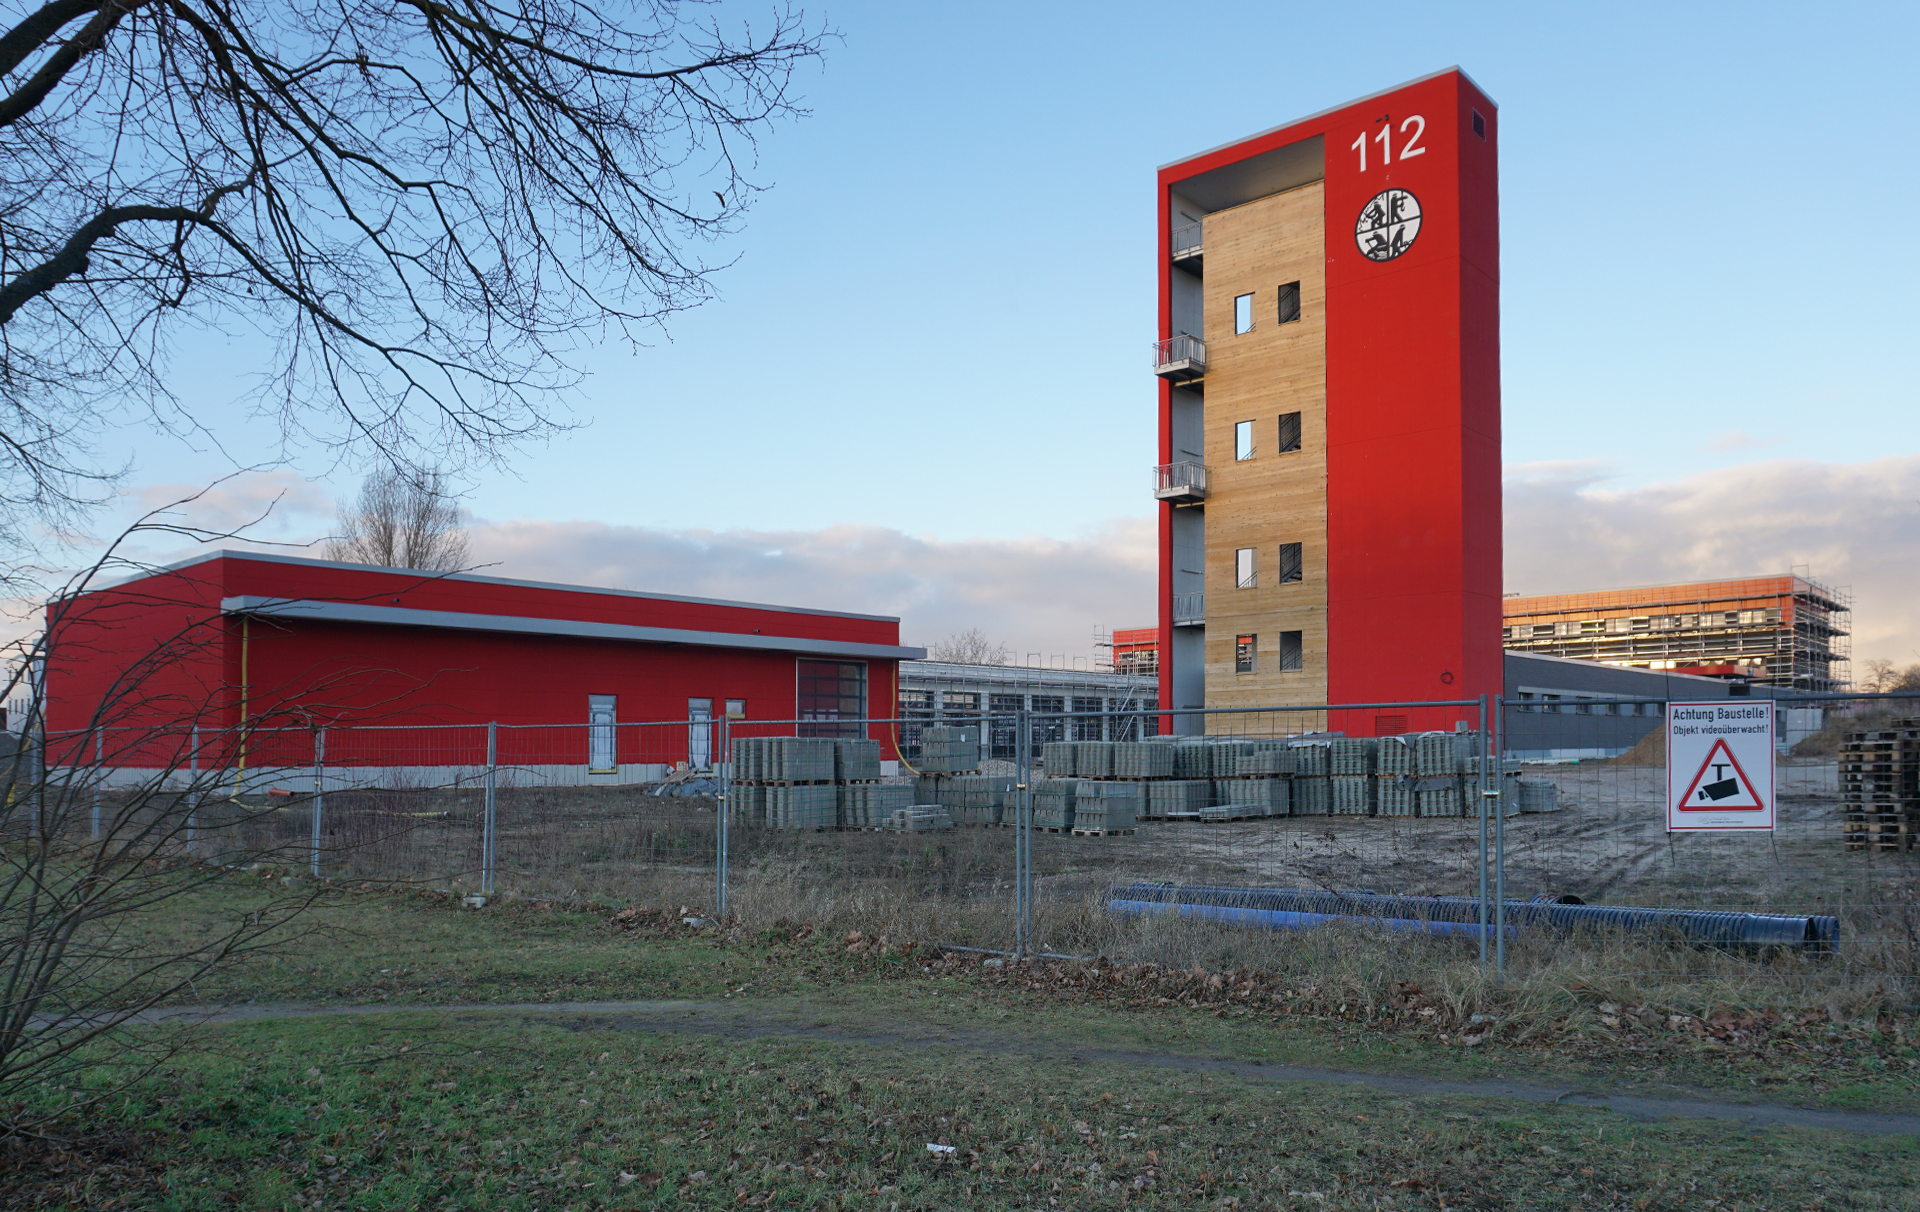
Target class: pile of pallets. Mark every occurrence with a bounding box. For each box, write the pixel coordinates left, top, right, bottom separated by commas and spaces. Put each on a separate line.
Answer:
1842, 720, 1920, 851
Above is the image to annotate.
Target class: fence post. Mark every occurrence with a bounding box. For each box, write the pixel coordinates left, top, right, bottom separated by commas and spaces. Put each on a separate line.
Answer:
1493, 696, 1507, 979
311, 726, 326, 878
1476, 694, 1489, 972
716, 715, 729, 920
1016, 707, 1032, 957
188, 723, 200, 856
90, 728, 103, 841
482, 722, 497, 896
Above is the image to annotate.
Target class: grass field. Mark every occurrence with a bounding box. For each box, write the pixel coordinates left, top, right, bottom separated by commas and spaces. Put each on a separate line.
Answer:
6, 882, 1920, 1209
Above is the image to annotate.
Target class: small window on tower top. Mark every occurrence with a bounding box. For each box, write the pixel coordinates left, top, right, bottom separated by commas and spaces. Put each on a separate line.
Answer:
1277, 411, 1302, 454
1276, 281, 1301, 324
1472, 109, 1486, 140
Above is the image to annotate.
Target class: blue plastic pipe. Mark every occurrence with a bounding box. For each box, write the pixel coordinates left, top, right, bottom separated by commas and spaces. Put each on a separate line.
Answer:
1109, 884, 1839, 953
1109, 898, 1510, 940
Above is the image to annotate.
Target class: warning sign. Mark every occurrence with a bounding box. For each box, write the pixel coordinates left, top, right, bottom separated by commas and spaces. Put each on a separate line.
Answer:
1667, 701, 1775, 831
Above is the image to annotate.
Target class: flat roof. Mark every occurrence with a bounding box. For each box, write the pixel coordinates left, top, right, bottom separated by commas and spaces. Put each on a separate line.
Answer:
101, 548, 903, 624
1158, 66, 1495, 174
223, 596, 927, 662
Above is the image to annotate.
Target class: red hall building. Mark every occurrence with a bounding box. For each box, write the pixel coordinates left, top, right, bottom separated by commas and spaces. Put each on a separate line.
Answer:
44, 551, 923, 768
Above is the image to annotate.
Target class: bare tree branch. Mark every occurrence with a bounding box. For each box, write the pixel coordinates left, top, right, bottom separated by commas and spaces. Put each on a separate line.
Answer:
0, 0, 829, 551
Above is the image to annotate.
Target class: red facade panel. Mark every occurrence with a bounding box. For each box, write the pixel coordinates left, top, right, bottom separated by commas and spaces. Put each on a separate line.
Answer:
44, 553, 911, 759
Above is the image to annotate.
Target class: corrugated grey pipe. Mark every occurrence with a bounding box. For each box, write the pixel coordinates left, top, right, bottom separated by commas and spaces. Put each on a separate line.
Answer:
1108, 884, 1839, 953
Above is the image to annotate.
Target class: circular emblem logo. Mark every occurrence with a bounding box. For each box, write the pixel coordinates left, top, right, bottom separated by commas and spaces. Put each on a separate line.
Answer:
1355, 188, 1421, 262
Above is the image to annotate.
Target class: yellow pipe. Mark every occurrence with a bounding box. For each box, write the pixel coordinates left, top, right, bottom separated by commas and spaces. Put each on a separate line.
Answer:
232, 614, 249, 797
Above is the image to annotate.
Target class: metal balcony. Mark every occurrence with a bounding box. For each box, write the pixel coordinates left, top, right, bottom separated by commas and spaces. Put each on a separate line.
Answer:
1152, 460, 1208, 504
1171, 222, 1202, 274
1152, 333, 1206, 382
1172, 592, 1205, 626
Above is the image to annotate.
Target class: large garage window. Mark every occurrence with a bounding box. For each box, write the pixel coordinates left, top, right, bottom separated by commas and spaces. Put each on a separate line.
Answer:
798, 660, 866, 738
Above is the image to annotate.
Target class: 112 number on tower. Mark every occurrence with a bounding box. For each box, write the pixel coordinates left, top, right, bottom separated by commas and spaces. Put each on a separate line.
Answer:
1350, 116, 1425, 173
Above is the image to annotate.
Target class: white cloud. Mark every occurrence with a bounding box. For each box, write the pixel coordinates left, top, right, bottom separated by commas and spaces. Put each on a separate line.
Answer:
33, 455, 1918, 676
1504, 454, 1920, 666
469, 516, 1157, 658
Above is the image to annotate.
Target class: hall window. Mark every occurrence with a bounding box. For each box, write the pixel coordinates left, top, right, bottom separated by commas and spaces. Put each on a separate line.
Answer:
1278, 631, 1304, 671
798, 660, 866, 739
1235, 547, 1256, 589
1233, 292, 1254, 334
1234, 420, 1254, 461
1277, 411, 1302, 453
1276, 281, 1302, 324
1235, 634, 1257, 674
1278, 542, 1304, 584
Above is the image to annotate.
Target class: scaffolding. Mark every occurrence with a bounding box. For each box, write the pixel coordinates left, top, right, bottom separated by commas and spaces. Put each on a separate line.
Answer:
1502, 573, 1852, 692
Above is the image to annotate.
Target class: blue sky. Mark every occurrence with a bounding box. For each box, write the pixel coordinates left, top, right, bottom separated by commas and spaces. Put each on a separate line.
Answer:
106, 1, 1920, 660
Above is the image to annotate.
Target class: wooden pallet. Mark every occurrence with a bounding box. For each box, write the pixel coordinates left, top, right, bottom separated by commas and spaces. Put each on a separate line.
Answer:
1071, 827, 1137, 838
1843, 813, 1917, 851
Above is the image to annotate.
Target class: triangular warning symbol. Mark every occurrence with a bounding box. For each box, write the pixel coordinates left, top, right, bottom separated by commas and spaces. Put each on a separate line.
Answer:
1677, 737, 1765, 811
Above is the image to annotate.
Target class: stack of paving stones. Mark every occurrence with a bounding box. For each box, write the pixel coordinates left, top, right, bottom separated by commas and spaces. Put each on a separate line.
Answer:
834, 739, 883, 782
1375, 735, 1418, 816
1330, 738, 1377, 815
731, 737, 838, 829
1842, 720, 1920, 851
1113, 742, 1176, 779
1146, 779, 1210, 820
886, 806, 955, 832
1291, 742, 1333, 814
1415, 731, 1468, 818
1215, 777, 1290, 817
839, 783, 916, 829
915, 773, 1013, 826
1514, 780, 1561, 813
1033, 778, 1078, 831
1041, 741, 1078, 775
918, 725, 982, 774
1075, 741, 1115, 779
1072, 781, 1140, 835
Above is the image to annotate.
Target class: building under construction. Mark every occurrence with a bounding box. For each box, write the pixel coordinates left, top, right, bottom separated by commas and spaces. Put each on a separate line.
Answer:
1502, 574, 1851, 692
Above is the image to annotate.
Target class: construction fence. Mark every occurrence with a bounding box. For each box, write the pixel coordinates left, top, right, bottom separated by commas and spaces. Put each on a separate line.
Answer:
13, 691, 1920, 985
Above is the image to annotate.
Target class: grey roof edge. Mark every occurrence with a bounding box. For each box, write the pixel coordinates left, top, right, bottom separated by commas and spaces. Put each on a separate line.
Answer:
1159, 66, 1495, 174
92, 548, 902, 624
222, 596, 927, 662
1503, 650, 1806, 697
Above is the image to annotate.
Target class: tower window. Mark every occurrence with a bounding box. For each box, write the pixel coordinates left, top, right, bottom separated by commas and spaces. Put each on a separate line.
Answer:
1277, 542, 1304, 584
1472, 109, 1487, 140
1233, 292, 1254, 334
1276, 281, 1302, 324
1234, 420, 1254, 461
1277, 411, 1302, 453
1235, 547, 1256, 589
1278, 630, 1304, 671
1235, 634, 1257, 674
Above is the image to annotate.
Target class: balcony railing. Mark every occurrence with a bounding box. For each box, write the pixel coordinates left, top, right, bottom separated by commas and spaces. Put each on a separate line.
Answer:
1171, 222, 1202, 272
1152, 460, 1208, 504
1152, 333, 1206, 382
1172, 592, 1205, 626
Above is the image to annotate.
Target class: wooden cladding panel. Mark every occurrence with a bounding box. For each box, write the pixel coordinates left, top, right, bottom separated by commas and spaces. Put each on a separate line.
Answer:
1200, 182, 1329, 716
